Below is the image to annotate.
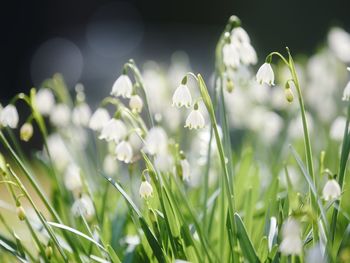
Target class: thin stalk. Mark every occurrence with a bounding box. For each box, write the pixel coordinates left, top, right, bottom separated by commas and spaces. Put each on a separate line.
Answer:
197, 74, 237, 260
330, 102, 350, 244
287, 50, 318, 242
7, 166, 67, 260
124, 60, 154, 128
0, 132, 62, 224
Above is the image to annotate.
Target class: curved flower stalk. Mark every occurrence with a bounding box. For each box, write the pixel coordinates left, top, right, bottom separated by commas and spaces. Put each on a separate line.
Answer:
257, 48, 321, 245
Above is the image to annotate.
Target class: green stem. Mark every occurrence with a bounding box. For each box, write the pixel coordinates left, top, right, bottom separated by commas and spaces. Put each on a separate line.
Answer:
124, 60, 154, 128
0, 132, 62, 224
287, 50, 318, 242
197, 74, 237, 258
330, 102, 350, 244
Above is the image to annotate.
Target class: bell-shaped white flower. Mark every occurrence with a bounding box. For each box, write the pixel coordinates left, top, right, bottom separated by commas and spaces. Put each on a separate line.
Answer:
330, 117, 346, 141
139, 180, 153, 199
154, 151, 173, 172
115, 140, 133, 163
129, 95, 143, 113
0, 105, 19, 128
231, 27, 250, 44
256, 63, 275, 86
172, 84, 192, 108
185, 105, 205, 130
322, 179, 341, 201
223, 43, 240, 68
72, 194, 95, 220
20, 123, 33, 142
89, 108, 110, 131
342, 81, 350, 101
46, 133, 71, 170
99, 119, 127, 143
111, 74, 133, 98
64, 163, 82, 192
238, 42, 257, 65
280, 218, 302, 255
50, 104, 70, 127
180, 159, 190, 181
144, 127, 168, 155
35, 89, 55, 115
72, 103, 91, 126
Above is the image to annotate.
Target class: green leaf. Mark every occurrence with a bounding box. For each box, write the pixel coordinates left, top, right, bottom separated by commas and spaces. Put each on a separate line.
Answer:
289, 145, 329, 230
106, 245, 122, 263
234, 213, 259, 263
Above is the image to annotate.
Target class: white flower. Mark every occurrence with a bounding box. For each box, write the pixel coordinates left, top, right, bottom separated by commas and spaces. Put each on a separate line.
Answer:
306, 243, 326, 263
328, 27, 350, 63
20, 123, 33, 142
154, 152, 173, 172
342, 81, 350, 101
72, 194, 95, 220
330, 117, 346, 141
0, 105, 19, 128
103, 154, 118, 175
185, 108, 205, 130
139, 180, 153, 199
115, 140, 133, 163
231, 27, 250, 44
72, 103, 91, 126
129, 95, 143, 113
322, 179, 341, 201
238, 42, 257, 65
89, 108, 110, 131
144, 127, 168, 155
223, 43, 240, 68
35, 89, 55, 115
46, 133, 71, 170
172, 84, 192, 108
64, 163, 82, 192
280, 218, 302, 255
180, 159, 190, 181
50, 104, 70, 127
99, 119, 127, 143
256, 63, 275, 86
111, 74, 133, 98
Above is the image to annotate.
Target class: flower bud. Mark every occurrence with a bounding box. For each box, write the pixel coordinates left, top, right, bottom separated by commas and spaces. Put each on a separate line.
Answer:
226, 78, 234, 93
45, 245, 53, 259
16, 206, 26, 221
284, 88, 294, 103
20, 123, 33, 142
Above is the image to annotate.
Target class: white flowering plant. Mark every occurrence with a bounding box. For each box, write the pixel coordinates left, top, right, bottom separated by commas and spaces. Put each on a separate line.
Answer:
0, 15, 350, 263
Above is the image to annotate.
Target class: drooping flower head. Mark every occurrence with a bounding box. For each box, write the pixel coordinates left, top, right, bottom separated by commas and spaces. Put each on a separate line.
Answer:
172, 76, 192, 108
144, 126, 168, 155
72, 103, 91, 126
129, 95, 144, 113
72, 194, 95, 220
111, 74, 133, 98
115, 140, 133, 163
256, 63, 275, 86
50, 104, 71, 127
185, 103, 205, 130
0, 105, 19, 128
139, 179, 153, 199
35, 89, 55, 115
322, 179, 341, 201
280, 217, 302, 255
89, 108, 110, 131
99, 119, 127, 143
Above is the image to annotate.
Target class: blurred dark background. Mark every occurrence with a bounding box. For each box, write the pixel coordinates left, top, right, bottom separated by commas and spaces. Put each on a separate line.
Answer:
1, 0, 349, 101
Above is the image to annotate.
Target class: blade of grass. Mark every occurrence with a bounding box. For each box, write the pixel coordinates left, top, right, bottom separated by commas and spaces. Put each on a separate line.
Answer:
234, 213, 259, 262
